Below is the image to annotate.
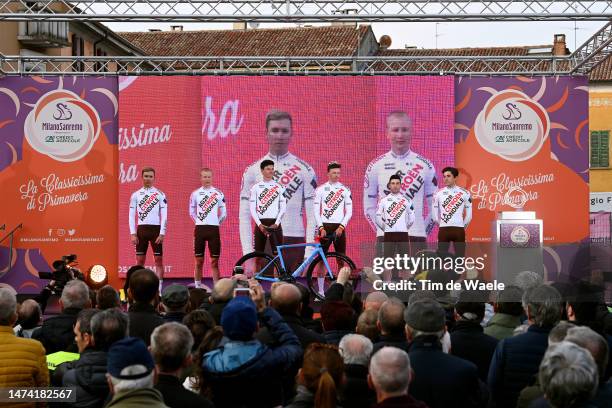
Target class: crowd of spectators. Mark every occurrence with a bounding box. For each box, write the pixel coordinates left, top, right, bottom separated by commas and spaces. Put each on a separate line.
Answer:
1, 265, 611, 408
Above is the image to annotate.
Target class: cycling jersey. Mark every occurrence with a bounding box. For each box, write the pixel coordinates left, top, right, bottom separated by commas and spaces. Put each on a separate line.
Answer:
313, 181, 352, 227
189, 186, 227, 226
239, 152, 317, 254
129, 187, 168, 235
364, 150, 437, 237
376, 193, 415, 233
432, 185, 472, 228
249, 180, 287, 226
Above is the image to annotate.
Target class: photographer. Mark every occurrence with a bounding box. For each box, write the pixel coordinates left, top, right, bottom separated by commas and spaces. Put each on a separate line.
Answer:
37, 255, 85, 314
32, 279, 92, 354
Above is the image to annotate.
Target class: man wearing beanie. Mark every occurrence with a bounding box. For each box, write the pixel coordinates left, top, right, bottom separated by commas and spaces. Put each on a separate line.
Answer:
105, 337, 169, 408
202, 281, 302, 407
405, 299, 482, 408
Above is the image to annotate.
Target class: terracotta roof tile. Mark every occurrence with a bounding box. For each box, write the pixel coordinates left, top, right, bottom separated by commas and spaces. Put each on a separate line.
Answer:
119, 25, 370, 57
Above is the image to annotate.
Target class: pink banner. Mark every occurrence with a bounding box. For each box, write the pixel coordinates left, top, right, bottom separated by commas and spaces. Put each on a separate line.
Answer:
119, 76, 454, 278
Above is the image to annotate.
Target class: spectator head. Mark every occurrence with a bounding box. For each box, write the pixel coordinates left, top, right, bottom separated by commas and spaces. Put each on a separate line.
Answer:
220, 297, 258, 341
293, 282, 313, 320
128, 269, 159, 304
404, 299, 446, 341
378, 299, 406, 336
123, 265, 145, 294
523, 285, 562, 327
368, 347, 412, 401
270, 283, 302, 316
298, 343, 344, 408
60, 280, 91, 311
74, 309, 100, 353
182, 310, 216, 352
565, 326, 610, 379
18, 299, 41, 329
407, 290, 436, 308
339, 334, 373, 366
364, 291, 389, 311
548, 321, 576, 345
566, 281, 603, 324
356, 309, 379, 342
91, 309, 129, 351
320, 301, 355, 332
0, 288, 18, 326
96, 285, 121, 310
455, 290, 486, 323
188, 287, 208, 311
161, 284, 190, 313
210, 278, 236, 304
494, 285, 524, 316
514, 271, 543, 292
107, 337, 156, 394
539, 341, 598, 408
150, 322, 194, 373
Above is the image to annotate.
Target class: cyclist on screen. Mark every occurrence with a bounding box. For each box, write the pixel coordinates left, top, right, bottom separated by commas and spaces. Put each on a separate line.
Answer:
128, 166, 167, 293
239, 110, 317, 272
189, 167, 226, 288
364, 111, 437, 246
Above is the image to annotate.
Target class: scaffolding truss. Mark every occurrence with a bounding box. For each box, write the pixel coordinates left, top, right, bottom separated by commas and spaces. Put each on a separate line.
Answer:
0, 54, 573, 75
570, 20, 612, 74
1, 0, 611, 22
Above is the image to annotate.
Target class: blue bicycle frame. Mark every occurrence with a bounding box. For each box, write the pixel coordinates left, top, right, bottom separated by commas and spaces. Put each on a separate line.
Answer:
255, 242, 333, 282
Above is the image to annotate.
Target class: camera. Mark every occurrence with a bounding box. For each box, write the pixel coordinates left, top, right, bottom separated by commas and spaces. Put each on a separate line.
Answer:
38, 254, 84, 295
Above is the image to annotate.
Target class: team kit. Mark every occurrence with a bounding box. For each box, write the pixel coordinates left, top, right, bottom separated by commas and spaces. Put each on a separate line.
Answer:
128, 111, 472, 289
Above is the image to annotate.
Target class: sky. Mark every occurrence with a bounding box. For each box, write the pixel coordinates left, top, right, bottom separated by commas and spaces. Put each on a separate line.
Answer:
105, 21, 607, 52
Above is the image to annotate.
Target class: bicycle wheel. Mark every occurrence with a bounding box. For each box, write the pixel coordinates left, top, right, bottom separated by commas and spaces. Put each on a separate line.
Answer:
306, 252, 356, 301
234, 251, 282, 280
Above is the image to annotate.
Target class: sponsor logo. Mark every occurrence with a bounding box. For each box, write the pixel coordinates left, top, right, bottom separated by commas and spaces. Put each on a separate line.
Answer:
322, 188, 345, 219
441, 192, 464, 223
198, 192, 219, 221
25, 89, 101, 162
258, 185, 281, 214
386, 198, 407, 227
510, 226, 531, 245
273, 164, 304, 201
138, 192, 160, 221
475, 90, 549, 162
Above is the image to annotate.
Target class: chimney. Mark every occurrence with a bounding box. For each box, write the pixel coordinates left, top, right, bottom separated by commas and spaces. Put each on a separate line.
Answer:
379, 35, 392, 51
552, 34, 569, 56
332, 8, 358, 27
233, 22, 247, 30
170, 25, 183, 31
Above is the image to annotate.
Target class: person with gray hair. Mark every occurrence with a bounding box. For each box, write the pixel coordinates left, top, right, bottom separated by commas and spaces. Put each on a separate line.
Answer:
106, 337, 168, 408
405, 299, 481, 408
539, 342, 599, 408
339, 334, 376, 408
364, 291, 389, 311
201, 277, 236, 324
368, 347, 428, 408
356, 309, 380, 342
373, 299, 410, 353
488, 284, 563, 408
14, 298, 42, 338
151, 323, 213, 408
513, 270, 543, 292
0, 288, 49, 389
32, 279, 92, 353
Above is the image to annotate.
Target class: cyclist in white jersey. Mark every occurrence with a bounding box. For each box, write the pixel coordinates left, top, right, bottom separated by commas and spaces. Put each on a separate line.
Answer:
376, 174, 415, 280
364, 111, 437, 245
249, 159, 287, 255
128, 167, 167, 292
432, 166, 472, 258
239, 110, 317, 272
189, 167, 227, 288
313, 161, 352, 295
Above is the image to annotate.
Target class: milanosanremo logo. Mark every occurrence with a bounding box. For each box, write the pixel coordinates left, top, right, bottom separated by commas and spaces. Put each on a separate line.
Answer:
474, 90, 550, 162
25, 89, 101, 162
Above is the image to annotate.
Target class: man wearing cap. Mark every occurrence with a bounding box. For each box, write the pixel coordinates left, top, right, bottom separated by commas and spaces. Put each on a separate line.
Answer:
161, 284, 189, 323
405, 299, 482, 408
202, 281, 302, 408
106, 337, 169, 408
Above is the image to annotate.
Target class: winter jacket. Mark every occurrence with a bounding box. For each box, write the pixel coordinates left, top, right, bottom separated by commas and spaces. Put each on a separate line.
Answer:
450, 320, 499, 381
484, 313, 522, 341
203, 307, 302, 408
106, 387, 169, 408
31, 307, 81, 353
56, 349, 108, 408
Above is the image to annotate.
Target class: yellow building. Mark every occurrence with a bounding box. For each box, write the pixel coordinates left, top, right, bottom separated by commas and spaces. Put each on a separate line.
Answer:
590, 80, 612, 192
